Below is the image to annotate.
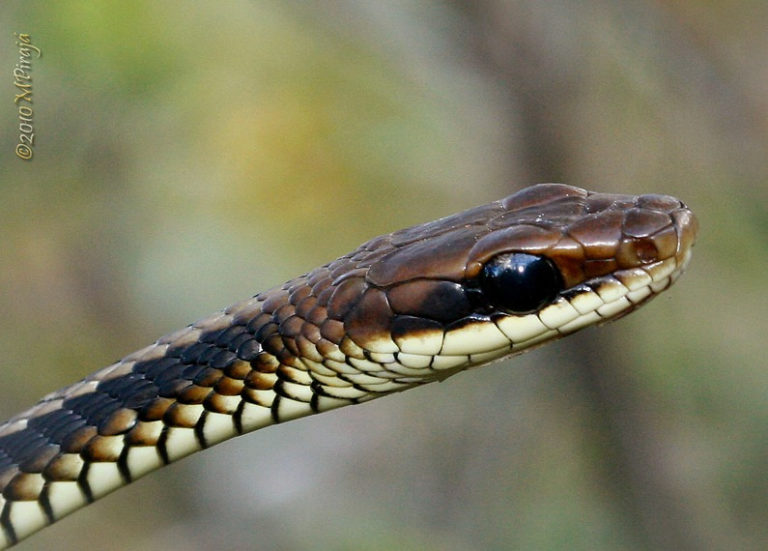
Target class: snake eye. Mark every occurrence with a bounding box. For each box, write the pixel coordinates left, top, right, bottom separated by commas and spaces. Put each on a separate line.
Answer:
480, 253, 563, 314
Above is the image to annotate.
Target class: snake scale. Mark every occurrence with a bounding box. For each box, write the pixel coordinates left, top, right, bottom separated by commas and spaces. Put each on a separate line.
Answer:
0, 184, 697, 547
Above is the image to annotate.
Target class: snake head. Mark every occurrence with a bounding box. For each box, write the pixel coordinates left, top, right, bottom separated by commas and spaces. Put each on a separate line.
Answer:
286, 184, 698, 370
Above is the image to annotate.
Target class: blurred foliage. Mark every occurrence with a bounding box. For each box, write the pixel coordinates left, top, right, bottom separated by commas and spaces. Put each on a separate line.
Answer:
0, 1, 766, 550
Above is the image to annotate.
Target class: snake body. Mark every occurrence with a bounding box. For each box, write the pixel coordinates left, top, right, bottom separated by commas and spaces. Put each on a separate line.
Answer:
0, 184, 697, 547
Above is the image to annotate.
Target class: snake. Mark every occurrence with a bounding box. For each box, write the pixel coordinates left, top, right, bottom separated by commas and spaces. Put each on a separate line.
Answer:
0, 184, 697, 548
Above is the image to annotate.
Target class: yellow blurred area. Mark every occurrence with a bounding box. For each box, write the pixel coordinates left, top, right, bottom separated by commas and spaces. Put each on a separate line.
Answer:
0, 2, 766, 550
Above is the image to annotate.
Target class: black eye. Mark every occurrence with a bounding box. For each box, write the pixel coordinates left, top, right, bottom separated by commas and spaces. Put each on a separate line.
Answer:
480, 253, 563, 314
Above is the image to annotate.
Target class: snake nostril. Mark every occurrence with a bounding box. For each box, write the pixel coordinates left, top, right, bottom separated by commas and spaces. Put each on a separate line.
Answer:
617, 238, 659, 266
635, 240, 659, 262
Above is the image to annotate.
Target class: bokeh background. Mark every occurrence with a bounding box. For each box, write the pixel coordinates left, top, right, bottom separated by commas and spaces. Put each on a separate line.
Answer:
0, 2, 765, 550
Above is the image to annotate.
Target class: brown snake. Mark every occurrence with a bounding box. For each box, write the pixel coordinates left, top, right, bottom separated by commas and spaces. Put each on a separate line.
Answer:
0, 184, 698, 547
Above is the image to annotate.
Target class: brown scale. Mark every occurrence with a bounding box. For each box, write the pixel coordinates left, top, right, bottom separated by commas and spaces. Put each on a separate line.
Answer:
41, 454, 81, 482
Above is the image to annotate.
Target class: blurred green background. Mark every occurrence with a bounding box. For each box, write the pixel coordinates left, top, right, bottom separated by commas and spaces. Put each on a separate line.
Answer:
0, 2, 765, 550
